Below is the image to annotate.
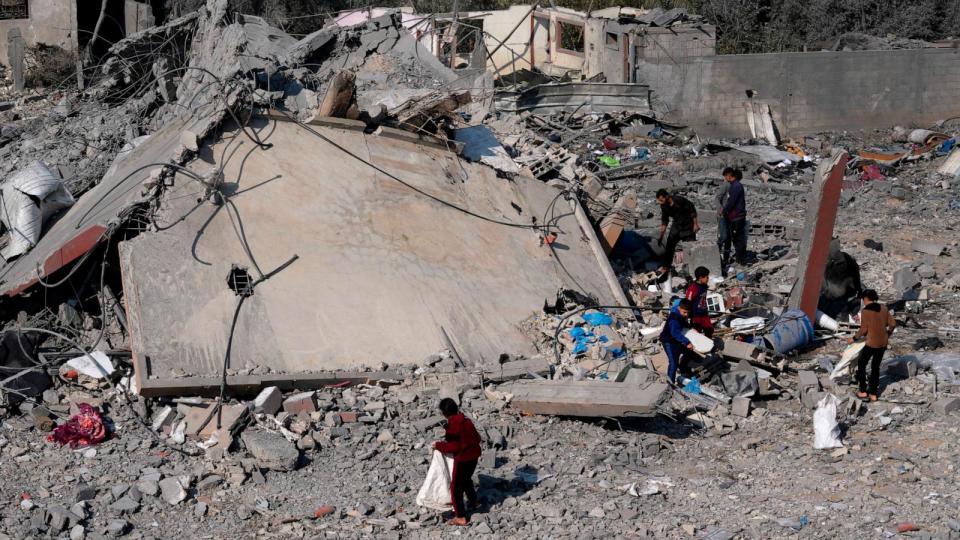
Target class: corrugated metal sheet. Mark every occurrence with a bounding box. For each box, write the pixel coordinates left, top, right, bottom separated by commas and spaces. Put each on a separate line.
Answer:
495, 82, 651, 114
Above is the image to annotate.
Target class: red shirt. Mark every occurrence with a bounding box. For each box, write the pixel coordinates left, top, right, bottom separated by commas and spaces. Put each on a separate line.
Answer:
435, 413, 482, 462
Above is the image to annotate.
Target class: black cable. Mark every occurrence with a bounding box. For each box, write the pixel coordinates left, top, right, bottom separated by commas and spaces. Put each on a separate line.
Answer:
215, 254, 299, 429
274, 108, 551, 233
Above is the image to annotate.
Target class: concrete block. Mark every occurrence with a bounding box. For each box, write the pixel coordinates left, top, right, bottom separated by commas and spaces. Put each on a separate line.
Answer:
802, 390, 825, 409
932, 397, 960, 415
685, 240, 722, 277
282, 391, 317, 416
731, 396, 750, 418
893, 267, 921, 291
593, 325, 625, 351
151, 406, 177, 432
798, 370, 820, 389
412, 415, 445, 432
912, 239, 946, 256
253, 386, 282, 415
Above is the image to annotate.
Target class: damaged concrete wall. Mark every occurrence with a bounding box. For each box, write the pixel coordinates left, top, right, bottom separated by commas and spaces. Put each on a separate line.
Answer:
0, 0, 78, 67
641, 48, 960, 137
120, 119, 621, 394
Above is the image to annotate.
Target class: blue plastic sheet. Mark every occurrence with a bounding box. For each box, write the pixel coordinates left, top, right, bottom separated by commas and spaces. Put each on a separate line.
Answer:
682, 377, 701, 394
569, 327, 592, 339
583, 312, 613, 327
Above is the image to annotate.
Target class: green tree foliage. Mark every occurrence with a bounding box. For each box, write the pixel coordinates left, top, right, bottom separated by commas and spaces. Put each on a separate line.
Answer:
161, 0, 959, 53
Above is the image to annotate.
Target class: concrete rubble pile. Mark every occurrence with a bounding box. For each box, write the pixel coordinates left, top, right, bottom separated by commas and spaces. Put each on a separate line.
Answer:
0, 1, 957, 539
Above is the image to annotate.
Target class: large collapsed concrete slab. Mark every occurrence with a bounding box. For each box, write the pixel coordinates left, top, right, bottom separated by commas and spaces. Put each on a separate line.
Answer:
120, 117, 622, 396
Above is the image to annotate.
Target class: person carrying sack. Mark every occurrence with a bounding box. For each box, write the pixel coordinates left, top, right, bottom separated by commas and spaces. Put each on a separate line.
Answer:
432, 398, 482, 526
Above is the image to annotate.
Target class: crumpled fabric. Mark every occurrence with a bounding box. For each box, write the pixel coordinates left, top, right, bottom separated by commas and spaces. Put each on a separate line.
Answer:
47, 404, 107, 448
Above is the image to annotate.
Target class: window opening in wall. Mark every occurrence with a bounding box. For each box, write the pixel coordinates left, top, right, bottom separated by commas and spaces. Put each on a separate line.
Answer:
558, 20, 584, 53
605, 31, 619, 50
0, 0, 28, 20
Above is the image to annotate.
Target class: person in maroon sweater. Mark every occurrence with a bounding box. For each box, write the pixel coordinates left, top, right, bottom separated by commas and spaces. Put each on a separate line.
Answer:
433, 398, 482, 526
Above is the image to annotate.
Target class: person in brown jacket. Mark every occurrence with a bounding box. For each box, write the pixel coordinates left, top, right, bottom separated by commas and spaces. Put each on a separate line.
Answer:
847, 289, 896, 401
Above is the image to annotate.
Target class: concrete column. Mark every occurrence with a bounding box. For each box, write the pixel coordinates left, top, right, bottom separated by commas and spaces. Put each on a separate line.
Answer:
7, 28, 24, 92
788, 149, 849, 320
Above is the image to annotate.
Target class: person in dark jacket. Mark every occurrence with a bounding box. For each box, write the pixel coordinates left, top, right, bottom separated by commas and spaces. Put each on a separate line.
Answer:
433, 398, 482, 526
656, 189, 699, 273
717, 167, 747, 270
660, 299, 695, 384
847, 289, 896, 401
684, 266, 714, 337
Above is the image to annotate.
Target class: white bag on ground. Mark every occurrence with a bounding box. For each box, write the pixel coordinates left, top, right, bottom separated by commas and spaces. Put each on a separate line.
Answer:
415, 450, 455, 510
813, 394, 843, 449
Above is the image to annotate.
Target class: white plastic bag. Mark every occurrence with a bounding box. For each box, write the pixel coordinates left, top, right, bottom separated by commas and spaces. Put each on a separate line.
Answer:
415, 450, 454, 510
813, 394, 843, 449
830, 342, 865, 381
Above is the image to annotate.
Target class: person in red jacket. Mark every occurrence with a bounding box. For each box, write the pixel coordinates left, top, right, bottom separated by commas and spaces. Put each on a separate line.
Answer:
684, 266, 714, 337
433, 398, 482, 526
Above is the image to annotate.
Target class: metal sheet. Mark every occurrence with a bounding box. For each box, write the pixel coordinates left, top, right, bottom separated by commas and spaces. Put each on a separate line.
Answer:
497, 82, 651, 113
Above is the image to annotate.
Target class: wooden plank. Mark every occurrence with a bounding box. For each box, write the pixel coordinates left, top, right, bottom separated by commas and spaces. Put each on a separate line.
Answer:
510, 380, 669, 418
598, 193, 636, 254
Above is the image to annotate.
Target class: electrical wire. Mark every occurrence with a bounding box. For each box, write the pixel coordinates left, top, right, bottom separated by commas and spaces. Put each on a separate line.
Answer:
274, 107, 551, 233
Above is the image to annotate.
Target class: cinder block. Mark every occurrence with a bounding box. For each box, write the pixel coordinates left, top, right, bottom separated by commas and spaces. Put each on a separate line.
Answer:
253, 386, 282, 416
685, 241, 722, 278
731, 396, 751, 418
932, 397, 960, 415
282, 391, 317, 416
798, 370, 820, 390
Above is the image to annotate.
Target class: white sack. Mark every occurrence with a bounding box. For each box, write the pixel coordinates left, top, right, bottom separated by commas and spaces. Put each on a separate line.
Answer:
0, 160, 74, 260
415, 450, 454, 510
830, 342, 865, 381
813, 394, 843, 449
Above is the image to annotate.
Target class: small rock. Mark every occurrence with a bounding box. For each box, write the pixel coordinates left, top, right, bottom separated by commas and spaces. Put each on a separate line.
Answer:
158, 477, 188, 505
475, 521, 493, 534
110, 496, 140, 515
241, 429, 300, 472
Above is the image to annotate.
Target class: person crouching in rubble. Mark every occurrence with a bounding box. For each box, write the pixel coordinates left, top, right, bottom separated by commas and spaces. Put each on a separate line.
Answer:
433, 398, 482, 526
847, 289, 896, 401
685, 266, 714, 337
656, 189, 699, 275
660, 299, 696, 385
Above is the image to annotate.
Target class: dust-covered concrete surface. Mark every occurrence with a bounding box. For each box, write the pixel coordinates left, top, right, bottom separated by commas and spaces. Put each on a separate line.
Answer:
0, 1, 958, 539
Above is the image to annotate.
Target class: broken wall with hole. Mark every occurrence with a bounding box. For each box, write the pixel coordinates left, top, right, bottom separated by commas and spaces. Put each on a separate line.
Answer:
641, 48, 960, 138
0, 0, 77, 67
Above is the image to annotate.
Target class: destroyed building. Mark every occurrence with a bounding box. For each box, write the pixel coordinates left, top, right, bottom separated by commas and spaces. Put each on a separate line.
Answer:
0, 1, 957, 538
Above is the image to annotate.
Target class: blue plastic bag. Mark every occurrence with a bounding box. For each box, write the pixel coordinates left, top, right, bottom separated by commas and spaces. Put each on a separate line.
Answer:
682, 377, 701, 394
583, 312, 613, 327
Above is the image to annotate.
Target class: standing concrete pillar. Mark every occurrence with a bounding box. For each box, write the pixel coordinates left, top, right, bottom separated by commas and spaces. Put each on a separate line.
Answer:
788, 149, 849, 321
7, 28, 24, 92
